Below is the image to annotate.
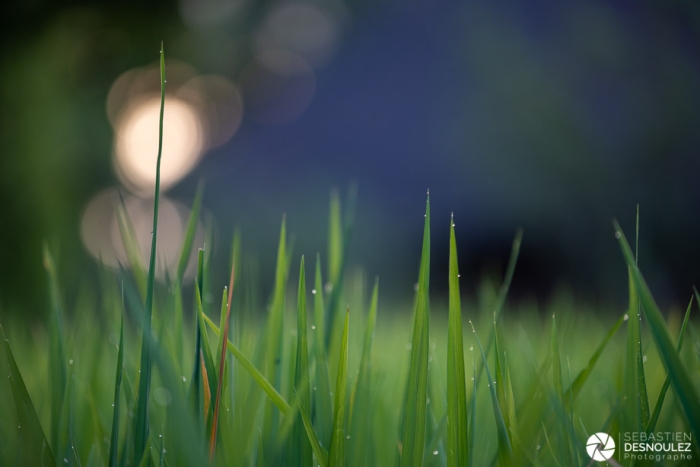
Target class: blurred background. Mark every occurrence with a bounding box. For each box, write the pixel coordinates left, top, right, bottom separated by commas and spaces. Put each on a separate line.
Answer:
2, 0, 700, 318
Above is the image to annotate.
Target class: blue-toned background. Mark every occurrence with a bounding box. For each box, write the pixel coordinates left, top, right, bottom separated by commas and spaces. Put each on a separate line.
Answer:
2, 0, 699, 316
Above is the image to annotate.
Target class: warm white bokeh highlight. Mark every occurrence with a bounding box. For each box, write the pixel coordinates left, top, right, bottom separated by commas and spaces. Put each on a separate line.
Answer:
80, 187, 204, 280
113, 95, 205, 195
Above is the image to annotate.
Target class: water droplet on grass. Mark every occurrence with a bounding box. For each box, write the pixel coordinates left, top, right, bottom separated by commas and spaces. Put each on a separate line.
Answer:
69, 359, 73, 365
624, 314, 629, 321
182, 376, 187, 382
615, 231, 621, 239
311, 325, 316, 330
433, 450, 438, 455
312, 289, 316, 294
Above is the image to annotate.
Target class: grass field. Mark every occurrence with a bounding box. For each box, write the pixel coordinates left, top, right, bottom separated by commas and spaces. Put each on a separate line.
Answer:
1, 46, 699, 467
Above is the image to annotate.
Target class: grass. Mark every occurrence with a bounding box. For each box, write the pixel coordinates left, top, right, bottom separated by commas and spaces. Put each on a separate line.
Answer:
1, 49, 700, 467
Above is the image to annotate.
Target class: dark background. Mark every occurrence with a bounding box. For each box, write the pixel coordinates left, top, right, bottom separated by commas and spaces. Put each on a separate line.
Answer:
2, 0, 700, 318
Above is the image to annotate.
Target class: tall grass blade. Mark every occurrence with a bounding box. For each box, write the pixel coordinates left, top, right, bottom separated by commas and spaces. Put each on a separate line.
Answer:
176, 180, 204, 283
400, 193, 431, 467
613, 221, 700, 441
109, 284, 126, 467
348, 279, 378, 467
189, 249, 205, 427
134, 42, 166, 463
292, 257, 313, 467
550, 314, 571, 466
325, 187, 357, 349
446, 214, 468, 467
470, 321, 514, 466
313, 254, 333, 446
299, 400, 329, 467
194, 279, 219, 427
329, 310, 350, 467
42, 244, 67, 455
115, 201, 147, 298
209, 257, 236, 461
264, 217, 289, 434
644, 295, 694, 434
1, 323, 56, 466
565, 313, 624, 401
203, 313, 292, 416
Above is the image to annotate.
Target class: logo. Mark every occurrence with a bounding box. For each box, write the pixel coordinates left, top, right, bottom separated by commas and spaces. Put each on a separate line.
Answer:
587, 433, 616, 461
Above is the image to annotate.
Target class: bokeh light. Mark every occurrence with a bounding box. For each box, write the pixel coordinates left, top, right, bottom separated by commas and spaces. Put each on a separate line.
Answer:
113, 95, 205, 195
256, 2, 342, 69
80, 187, 204, 280
240, 50, 315, 125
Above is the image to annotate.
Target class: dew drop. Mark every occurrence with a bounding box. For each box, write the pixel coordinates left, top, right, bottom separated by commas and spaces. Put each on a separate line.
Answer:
433, 450, 438, 455
469, 346, 473, 351
405, 343, 412, 350
615, 231, 621, 239
311, 325, 316, 330
624, 314, 629, 321
69, 359, 73, 365
312, 289, 317, 294
643, 355, 647, 363
112, 403, 115, 407
159, 434, 162, 438
536, 445, 541, 450
346, 435, 350, 439
64, 459, 68, 463
457, 274, 461, 278
182, 376, 187, 382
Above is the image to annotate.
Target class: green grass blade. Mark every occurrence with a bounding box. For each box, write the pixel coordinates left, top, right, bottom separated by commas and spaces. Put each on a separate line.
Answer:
446, 215, 468, 467
292, 257, 313, 467
644, 295, 694, 434
203, 313, 292, 417
210, 257, 235, 461
176, 180, 204, 283
348, 279, 378, 467
115, 201, 147, 299
42, 244, 67, 455
264, 217, 289, 433
189, 249, 205, 427
109, 284, 126, 467
469, 364, 476, 467
624, 212, 650, 432
313, 254, 333, 446
324, 187, 357, 349
194, 278, 219, 427
1, 323, 56, 466
550, 314, 571, 466
613, 221, 700, 441
470, 321, 514, 466
565, 313, 624, 401
400, 193, 431, 467
134, 42, 166, 462
329, 310, 350, 467
299, 399, 329, 467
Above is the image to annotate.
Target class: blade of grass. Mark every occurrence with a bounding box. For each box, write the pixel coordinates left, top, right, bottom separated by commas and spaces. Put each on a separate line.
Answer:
202, 313, 292, 417
446, 214, 468, 467
400, 192, 431, 467
194, 278, 219, 430
189, 249, 205, 428
470, 321, 514, 466
329, 310, 350, 467
644, 295, 694, 434
109, 284, 126, 467
299, 399, 329, 467
348, 278, 378, 467
176, 180, 204, 283
1, 323, 56, 466
565, 313, 625, 401
292, 257, 313, 467
42, 244, 67, 456
324, 186, 357, 349
550, 314, 571, 466
313, 254, 333, 446
209, 259, 235, 461
613, 221, 700, 441
263, 217, 289, 435
134, 42, 166, 462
